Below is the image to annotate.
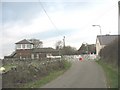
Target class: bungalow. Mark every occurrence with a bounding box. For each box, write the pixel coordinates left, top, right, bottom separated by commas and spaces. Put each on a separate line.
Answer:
96, 35, 118, 55
4, 39, 59, 59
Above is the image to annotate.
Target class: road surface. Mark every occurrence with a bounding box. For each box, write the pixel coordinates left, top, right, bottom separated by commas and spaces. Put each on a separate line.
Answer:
41, 59, 107, 88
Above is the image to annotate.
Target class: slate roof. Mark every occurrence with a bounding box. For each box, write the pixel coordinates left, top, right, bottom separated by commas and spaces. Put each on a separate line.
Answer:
15, 39, 33, 44
97, 35, 119, 45
32, 48, 59, 53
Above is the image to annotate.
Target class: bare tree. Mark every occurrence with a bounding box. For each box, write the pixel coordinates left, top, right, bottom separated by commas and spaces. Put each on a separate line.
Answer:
55, 40, 63, 50
29, 39, 43, 48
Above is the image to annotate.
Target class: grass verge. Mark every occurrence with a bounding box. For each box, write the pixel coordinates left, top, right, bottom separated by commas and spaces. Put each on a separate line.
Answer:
96, 60, 118, 88
23, 60, 72, 88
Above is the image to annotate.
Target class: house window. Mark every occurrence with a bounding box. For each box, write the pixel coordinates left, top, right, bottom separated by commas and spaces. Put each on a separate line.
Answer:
16, 44, 21, 49
31, 54, 34, 59
31, 45, 33, 49
36, 54, 39, 59
27, 44, 30, 49
27, 44, 33, 49
22, 44, 25, 49
20, 56, 22, 59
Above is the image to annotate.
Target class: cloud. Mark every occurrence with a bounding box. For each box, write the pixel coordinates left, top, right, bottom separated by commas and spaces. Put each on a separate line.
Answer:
1, 0, 117, 3
0, 0, 118, 58
2, 2, 43, 23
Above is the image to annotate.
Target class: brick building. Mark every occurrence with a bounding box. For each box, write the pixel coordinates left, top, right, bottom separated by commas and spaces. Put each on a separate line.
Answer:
4, 39, 59, 59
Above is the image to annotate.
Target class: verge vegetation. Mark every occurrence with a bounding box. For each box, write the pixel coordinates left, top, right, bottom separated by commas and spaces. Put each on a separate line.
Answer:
97, 36, 119, 88
23, 60, 71, 88
96, 60, 118, 88
2, 58, 71, 88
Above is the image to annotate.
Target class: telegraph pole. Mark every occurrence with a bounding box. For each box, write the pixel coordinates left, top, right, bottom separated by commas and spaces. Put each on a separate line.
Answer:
63, 36, 65, 48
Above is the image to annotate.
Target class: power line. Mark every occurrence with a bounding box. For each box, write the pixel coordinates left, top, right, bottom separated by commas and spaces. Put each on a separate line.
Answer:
38, 0, 58, 31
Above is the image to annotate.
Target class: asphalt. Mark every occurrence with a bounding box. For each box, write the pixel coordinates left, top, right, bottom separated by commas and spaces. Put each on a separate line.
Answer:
41, 59, 107, 88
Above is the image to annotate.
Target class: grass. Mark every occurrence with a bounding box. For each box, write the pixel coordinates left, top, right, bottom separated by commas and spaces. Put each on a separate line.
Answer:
3, 60, 42, 72
3, 65, 16, 72
96, 60, 118, 88
22, 60, 72, 88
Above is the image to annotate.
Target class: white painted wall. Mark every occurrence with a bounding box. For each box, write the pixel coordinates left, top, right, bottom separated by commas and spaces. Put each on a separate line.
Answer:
96, 38, 106, 55
16, 44, 33, 49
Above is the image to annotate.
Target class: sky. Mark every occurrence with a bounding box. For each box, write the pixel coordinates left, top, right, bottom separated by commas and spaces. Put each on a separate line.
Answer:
0, 0, 119, 59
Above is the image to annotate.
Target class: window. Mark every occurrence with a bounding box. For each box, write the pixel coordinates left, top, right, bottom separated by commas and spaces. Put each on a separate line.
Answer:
22, 44, 25, 49
31, 44, 33, 49
16, 44, 21, 49
27, 44, 31, 49
36, 54, 39, 59
31, 54, 34, 59
27, 44, 33, 49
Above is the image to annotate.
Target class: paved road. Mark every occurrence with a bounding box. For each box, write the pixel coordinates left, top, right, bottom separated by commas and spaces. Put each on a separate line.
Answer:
41, 60, 107, 88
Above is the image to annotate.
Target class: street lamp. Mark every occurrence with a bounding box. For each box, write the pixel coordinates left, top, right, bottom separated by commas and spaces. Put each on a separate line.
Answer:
92, 25, 102, 45
92, 25, 102, 56
92, 25, 102, 35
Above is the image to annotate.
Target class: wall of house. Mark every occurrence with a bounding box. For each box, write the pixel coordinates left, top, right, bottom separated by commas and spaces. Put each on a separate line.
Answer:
15, 49, 32, 59
31, 53, 46, 59
96, 38, 100, 55
30, 52, 59, 60
96, 38, 103, 55
96, 38, 106, 55
16, 44, 33, 50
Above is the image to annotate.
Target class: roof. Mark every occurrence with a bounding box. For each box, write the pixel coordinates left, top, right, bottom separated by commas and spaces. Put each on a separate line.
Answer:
32, 48, 59, 53
15, 39, 33, 44
97, 35, 119, 45
29, 39, 43, 44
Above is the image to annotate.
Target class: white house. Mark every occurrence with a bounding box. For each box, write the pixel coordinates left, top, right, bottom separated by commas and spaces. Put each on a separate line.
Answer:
96, 35, 118, 55
15, 39, 34, 50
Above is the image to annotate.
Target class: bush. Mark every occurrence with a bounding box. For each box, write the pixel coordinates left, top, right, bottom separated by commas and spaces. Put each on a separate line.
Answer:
2, 59, 66, 88
99, 37, 119, 67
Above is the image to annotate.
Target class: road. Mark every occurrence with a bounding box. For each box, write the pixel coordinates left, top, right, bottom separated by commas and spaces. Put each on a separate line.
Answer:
41, 59, 107, 88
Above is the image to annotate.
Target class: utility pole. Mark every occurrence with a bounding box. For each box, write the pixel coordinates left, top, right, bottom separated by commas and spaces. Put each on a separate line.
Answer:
63, 36, 65, 48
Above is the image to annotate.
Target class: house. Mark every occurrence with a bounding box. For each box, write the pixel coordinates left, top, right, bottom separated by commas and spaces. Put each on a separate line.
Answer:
96, 35, 118, 55
78, 43, 96, 54
4, 39, 59, 59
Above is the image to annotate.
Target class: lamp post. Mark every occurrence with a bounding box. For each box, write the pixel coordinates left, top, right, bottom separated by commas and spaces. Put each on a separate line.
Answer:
92, 25, 102, 56
92, 25, 102, 35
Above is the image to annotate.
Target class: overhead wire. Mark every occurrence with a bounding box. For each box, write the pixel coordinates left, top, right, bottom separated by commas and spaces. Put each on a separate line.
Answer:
38, 0, 58, 31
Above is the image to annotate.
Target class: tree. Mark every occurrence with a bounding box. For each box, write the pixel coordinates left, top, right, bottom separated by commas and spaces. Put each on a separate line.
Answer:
62, 46, 77, 55
78, 43, 86, 54
29, 39, 43, 48
78, 43, 96, 54
99, 38, 119, 66
55, 40, 63, 50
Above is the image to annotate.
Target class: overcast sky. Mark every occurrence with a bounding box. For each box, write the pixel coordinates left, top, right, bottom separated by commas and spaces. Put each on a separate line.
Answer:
0, 0, 118, 59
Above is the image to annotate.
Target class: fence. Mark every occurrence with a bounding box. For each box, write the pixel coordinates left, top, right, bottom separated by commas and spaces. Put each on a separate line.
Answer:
2, 57, 62, 65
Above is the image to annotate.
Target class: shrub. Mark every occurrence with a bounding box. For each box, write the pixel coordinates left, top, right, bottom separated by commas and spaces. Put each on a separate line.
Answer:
2, 59, 66, 88
99, 37, 119, 67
